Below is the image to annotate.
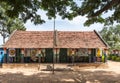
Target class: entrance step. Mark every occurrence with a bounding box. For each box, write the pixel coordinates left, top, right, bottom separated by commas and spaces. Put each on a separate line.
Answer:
2, 63, 41, 69
2, 63, 108, 69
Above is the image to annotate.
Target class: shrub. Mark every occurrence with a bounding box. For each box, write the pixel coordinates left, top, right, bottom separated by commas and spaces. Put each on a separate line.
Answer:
115, 57, 120, 62
107, 55, 112, 60
111, 56, 117, 61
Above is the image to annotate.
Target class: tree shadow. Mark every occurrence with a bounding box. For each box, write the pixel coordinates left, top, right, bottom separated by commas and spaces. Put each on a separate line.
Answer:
0, 70, 120, 83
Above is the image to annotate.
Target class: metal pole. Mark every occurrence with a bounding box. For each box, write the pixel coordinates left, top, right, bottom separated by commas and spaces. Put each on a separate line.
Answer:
53, 16, 55, 74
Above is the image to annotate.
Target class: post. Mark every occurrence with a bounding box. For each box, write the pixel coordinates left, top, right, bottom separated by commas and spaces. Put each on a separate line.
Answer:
21, 48, 24, 63
88, 48, 92, 63
72, 55, 74, 66
3, 48, 7, 63
56, 48, 60, 63
67, 48, 71, 63
104, 49, 108, 63
57, 54, 59, 63
72, 49, 75, 66
42, 48, 46, 62
38, 48, 41, 70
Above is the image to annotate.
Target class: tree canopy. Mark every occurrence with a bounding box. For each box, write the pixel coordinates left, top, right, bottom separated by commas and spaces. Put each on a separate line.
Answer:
1, 0, 120, 25
0, 2, 26, 44
100, 25, 120, 50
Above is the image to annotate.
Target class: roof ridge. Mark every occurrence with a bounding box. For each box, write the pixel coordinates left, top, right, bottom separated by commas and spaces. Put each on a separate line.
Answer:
17, 30, 94, 32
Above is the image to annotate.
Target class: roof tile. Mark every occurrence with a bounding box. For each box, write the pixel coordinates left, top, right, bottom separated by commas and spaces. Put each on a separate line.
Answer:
4, 31, 108, 48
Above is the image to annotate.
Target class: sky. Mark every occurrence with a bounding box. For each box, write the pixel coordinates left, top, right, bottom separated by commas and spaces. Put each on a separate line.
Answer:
25, 14, 104, 31
24, 9, 104, 31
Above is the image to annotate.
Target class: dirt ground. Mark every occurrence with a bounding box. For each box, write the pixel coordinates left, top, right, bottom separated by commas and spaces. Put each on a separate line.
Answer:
0, 61, 120, 83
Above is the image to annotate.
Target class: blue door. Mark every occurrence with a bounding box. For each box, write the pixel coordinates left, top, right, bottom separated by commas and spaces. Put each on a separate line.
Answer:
0, 50, 4, 63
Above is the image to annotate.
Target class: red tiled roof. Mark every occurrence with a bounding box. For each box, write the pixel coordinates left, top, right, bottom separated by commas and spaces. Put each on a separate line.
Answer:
4, 30, 108, 49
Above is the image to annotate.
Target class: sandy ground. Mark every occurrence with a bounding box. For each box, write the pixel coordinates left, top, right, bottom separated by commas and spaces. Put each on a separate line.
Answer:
0, 61, 120, 83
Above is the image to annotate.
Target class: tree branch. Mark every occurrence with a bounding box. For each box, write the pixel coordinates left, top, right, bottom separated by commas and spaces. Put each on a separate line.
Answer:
90, 0, 120, 17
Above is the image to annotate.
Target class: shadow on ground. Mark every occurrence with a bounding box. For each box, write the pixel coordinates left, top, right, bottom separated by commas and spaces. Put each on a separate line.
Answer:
0, 70, 120, 83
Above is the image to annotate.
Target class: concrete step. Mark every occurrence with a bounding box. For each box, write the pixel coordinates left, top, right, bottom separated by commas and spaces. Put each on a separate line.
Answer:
2, 63, 108, 69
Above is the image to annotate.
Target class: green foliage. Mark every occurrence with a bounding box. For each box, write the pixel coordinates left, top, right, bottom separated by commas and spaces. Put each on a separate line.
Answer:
0, 2, 26, 34
107, 54, 120, 62
1, 0, 45, 25
84, 16, 105, 26
100, 25, 120, 50
5, 18, 26, 34
1, 0, 120, 25
111, 56, 117, 61
0, 0, 77, 25
115, 57, 120, 62
107, 54, 113, 60
0, 2, 26, 44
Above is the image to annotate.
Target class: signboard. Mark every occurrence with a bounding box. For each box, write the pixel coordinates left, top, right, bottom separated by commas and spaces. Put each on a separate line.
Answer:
9, 48, 15, 57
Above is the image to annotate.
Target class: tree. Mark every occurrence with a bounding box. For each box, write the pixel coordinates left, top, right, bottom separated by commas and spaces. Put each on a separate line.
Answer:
1, 0, 120, 26
0, 2, 26, 44
0, 18, 26, 44
77, 0, 120, 26
100, 25, 120, 50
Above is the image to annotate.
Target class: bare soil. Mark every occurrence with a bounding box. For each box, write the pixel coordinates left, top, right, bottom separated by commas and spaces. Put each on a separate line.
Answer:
0, 61, 120, 83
